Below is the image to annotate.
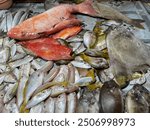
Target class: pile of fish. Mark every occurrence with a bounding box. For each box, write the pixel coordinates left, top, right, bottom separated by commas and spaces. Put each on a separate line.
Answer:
0, 0, 150, 113
0, 8, 34, 34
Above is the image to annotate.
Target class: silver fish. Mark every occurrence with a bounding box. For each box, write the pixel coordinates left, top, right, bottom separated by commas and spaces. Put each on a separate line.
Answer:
3, 83, 18, 104
17, 63, 30, 109
26, 89, 51, 109
9, 55, 33, 68
0, 90, 5, 112
44, 66, 60, 83
3, 98, 19, 113
30, 102, 44, 113
67, 92, 77, 113
55, 93, 67, 113
25, 71, 44, 103
12, 10, 25, 28
43, 97, 55, 113
6, 12, 13, 31
71, 60, 91, 69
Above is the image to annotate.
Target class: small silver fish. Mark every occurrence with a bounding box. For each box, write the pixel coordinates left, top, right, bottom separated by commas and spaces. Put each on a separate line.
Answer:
55, 93, 67, 113
43, 97, 55, 113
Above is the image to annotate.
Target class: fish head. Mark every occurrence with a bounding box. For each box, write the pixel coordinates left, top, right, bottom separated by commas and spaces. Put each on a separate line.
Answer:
7, 27, 39, 40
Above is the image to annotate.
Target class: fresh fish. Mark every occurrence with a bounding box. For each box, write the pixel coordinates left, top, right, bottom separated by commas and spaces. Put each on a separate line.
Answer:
3, 47, 10, 63
18, 38, 72, 61
25, 71, 44, 103
53, 65, 69, 82
10, 44, 17, 58
30, 102, 44, 113
18, 11, 30, 24
106, 27, 150, 84
9, 55, 33, 68
50, 86, 67, 97
71, 60, 91, 69
4, 74, 17, 83
0, 73, 6, 85
8, 0, 143, 40
83, 31, 96, 48
12, 10, 25, 28
55, 93, 67, 113
9, 53, 26, 62
0, 90, 5, 112
17, 63, 30, 109
68, 63, 75, 83
43, 97, 55, 113
125, 84, 150, 113
67, 92, 77, 113
80, 54, 109, 69
76, 88, 100, 113
3, 83, 18, 103
75, 77, 93, 86
3, 98, 19, 113
52, 26, 82, 39
99, 80, 124, 113
44, 66, 60, 83
6, 12, 13, 31
26, 89, 51, 109
0, 16, 7, 32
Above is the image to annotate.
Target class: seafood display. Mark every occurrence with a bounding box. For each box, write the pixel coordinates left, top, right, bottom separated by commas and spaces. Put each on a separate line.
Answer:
0, 0, 150, 113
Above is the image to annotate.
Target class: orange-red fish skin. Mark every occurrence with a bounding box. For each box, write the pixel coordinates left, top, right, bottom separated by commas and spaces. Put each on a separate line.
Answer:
19, 38, 72, 61
7, 0, 96, 40
52, 26, 82, 39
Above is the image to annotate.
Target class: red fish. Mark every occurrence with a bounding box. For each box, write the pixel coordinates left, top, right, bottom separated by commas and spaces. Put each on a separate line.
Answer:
52, 26, 82, 39
19, 38, 72, 61
8, 0, 144, 40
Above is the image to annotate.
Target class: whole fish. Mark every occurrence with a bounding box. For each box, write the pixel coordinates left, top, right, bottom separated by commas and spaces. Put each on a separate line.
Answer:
8, 0, 143, 40
18, 38, 72, 60
106, 26, 150, 83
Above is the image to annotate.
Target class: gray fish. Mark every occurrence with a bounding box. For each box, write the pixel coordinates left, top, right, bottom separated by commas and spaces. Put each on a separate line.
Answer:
106, 27, 150, 81
91, 1, 144, 29
125, 85, 149, 113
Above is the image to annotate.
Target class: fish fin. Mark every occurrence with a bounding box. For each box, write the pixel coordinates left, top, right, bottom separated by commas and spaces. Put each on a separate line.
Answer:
130, 19, 145, 29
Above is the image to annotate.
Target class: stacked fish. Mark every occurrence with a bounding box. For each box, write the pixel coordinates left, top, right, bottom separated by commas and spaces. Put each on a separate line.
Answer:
0, 9, 33, 34
0, 0, 150, 113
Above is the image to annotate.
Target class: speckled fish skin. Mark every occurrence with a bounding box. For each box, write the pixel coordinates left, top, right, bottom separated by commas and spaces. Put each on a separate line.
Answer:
107, 27, 150, 79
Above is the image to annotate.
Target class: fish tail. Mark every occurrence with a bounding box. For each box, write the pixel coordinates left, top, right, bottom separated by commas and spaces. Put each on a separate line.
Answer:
130, 19, 145, 29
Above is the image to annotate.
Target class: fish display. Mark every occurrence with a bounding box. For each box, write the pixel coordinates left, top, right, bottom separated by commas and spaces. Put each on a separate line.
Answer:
0, 0, 149, 113
7, 0, 144, 40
